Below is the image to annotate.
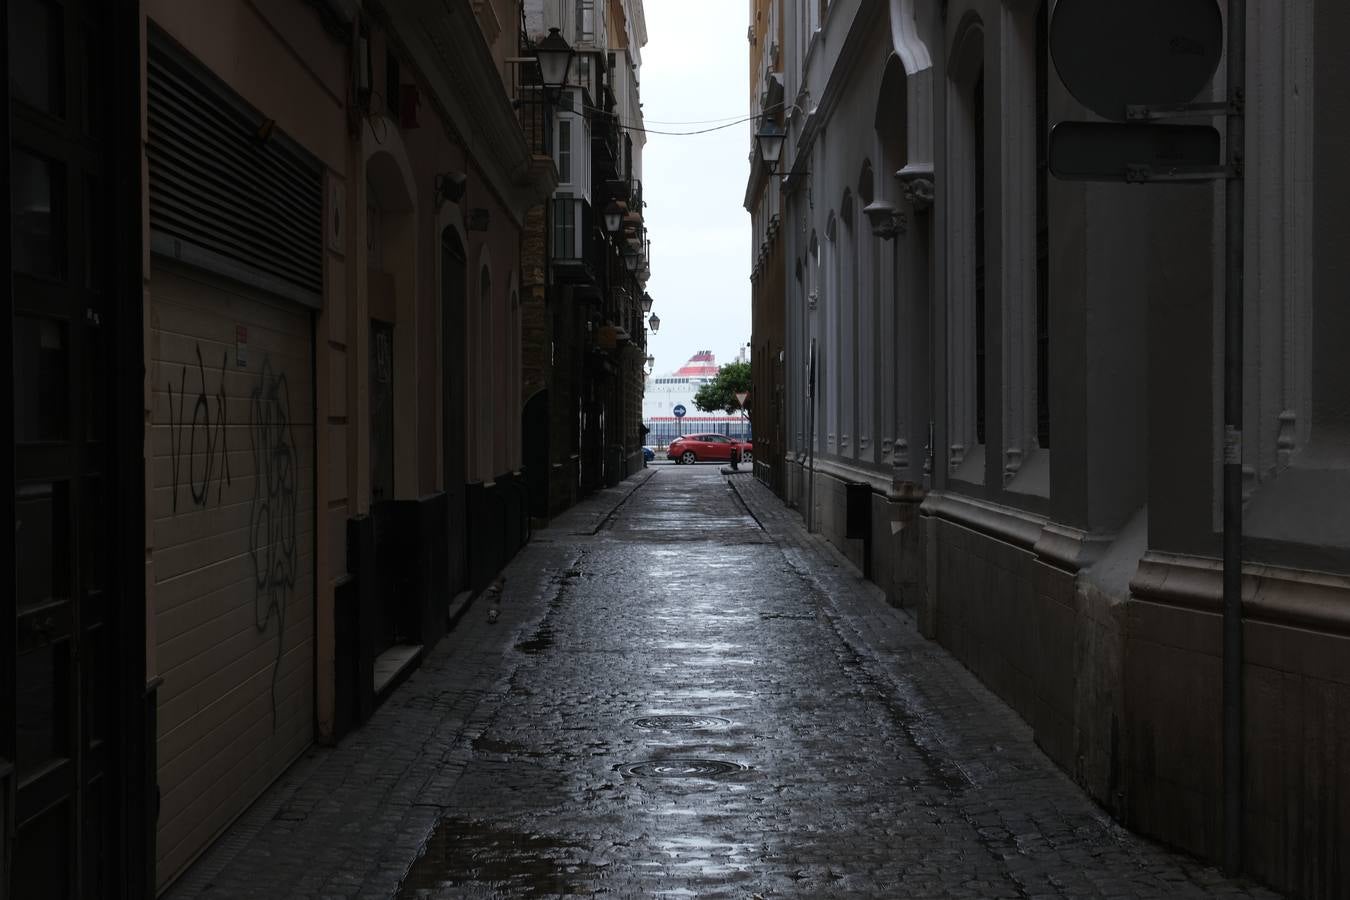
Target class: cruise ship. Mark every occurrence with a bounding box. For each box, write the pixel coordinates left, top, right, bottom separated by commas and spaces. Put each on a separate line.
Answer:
642, 350, 751, 447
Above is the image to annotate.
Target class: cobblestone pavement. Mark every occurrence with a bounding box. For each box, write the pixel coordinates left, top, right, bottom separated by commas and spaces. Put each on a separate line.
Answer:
170, 464, 1279, 899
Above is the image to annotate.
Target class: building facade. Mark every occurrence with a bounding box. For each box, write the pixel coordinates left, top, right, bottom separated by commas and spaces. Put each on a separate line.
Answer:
752, 0, 1349, 896
746, 0, 789, 494
521, 0, 654, 520
4, 0, 559, 894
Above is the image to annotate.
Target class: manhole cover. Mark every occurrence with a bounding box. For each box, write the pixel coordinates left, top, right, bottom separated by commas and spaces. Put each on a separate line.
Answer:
627, 715, 731, 732
617, 759, 749, 779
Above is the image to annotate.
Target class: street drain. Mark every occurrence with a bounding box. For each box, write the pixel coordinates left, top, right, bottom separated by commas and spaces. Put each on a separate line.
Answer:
627, 715, 731, 731
617, 759, 749, 779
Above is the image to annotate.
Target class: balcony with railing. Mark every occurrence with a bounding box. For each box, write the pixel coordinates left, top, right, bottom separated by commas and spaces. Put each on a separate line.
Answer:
552, 197, 602, 287
590, 89, 621, 180
510, 57, 552, 159
572, 50, 608, 114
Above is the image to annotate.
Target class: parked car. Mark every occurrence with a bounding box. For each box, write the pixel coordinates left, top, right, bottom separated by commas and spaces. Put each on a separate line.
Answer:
642, 446, 655, 462
667, 433, 753, 465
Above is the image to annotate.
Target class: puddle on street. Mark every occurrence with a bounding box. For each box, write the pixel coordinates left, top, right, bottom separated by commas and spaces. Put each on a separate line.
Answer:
662, 689, 758, 701
515, 628, 555, 655
658, 641, 744, 653
471, 735, 531, 756
397, 817, 604, 898
655, 834, 755, 878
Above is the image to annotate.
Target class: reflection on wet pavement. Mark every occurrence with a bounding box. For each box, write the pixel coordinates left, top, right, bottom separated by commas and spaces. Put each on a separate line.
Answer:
396, 466, 1274, 899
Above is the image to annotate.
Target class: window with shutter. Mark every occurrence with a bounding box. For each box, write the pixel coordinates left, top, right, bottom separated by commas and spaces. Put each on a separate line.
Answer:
146, 27, 324, 307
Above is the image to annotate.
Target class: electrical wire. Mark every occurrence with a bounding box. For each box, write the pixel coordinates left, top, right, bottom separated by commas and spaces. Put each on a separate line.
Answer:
579, 101, 784, 136
638, 111, 768, 126
615, 115, 762, 136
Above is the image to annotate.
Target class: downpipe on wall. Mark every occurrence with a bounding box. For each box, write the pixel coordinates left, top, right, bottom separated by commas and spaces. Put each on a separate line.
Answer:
1221, 0, 1246, 878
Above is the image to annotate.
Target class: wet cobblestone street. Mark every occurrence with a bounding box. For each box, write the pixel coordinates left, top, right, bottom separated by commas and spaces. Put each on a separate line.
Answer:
172, 467, 1277, 899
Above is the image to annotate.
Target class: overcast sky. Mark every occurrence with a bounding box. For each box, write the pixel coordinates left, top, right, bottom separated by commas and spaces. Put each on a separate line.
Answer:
639, 1, 752, 375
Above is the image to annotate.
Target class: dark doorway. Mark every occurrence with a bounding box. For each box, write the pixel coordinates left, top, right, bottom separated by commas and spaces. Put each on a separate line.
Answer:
369, 319, 395, 506
441, 228, 467, 594
369, 318, 397, 653
6, 0, 144, 895
523, 391, 549, 520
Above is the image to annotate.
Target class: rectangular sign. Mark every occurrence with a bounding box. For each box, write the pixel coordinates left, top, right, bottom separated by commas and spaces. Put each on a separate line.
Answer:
1049, 121, 1222, 182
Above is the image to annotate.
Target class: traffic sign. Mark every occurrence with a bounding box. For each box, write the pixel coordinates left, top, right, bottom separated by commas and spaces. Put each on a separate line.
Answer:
673, 404, 686, 418
1050, 0, 1223, 122
735, 392, 749, 408
1049, 121, 1221, 182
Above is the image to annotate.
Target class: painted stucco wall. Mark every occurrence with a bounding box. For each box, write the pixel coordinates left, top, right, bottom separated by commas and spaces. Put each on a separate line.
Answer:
764, 2, 1350, 896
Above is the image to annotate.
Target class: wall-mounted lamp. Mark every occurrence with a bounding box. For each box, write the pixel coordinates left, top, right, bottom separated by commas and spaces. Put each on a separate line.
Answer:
755, 119, 786, 175
602, 200, 624, 234
648, 312, 660, 332
863, 199, 907, 240
434, 171, 467, 210
535, 27, 574, 102
623, 245, 641, 272
641, 292, 653, 313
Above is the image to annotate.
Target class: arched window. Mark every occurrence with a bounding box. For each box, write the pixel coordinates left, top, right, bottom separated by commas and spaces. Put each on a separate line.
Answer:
441, 226, 467, 494
840, 189, 856, 453
825, 213, 839, 452
876, 56, 908, 172
858, 160, 875, 207
947, 13, 986, 470
509, 288, 520, 464
808, 230, 821, 307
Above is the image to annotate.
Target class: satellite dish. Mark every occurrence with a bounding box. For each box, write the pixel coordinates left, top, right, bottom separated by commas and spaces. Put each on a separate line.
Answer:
1050, 0, 1223, 122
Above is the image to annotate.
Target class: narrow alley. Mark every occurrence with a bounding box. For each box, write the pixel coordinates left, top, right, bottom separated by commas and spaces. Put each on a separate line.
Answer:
169, 467, 1274, 899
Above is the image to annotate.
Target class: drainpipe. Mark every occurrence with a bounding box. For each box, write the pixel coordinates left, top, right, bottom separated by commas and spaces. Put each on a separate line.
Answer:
1221, 0, 1246, 877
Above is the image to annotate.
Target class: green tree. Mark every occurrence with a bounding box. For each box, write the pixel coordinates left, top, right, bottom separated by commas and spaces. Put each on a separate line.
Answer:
693, 360, 752, 417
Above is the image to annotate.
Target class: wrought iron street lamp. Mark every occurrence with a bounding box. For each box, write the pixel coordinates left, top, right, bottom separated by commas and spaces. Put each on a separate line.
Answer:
641, 292, 653, 313
535, 27, 574, 101
648, 312, 660, 332
755, 119, 786, 175
624, 245, 641, 272
602, 200, 624, 234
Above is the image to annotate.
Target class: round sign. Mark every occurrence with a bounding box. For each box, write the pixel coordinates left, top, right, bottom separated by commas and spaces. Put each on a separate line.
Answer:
1050, 0, 1223, 122
673, 404, 686, 418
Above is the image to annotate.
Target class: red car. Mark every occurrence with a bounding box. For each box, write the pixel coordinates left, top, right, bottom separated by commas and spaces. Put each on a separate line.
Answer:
667, 433, 753, 465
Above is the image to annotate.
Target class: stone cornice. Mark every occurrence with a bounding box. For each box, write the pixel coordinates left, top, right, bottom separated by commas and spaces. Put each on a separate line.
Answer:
921, 493, 1123, 575
1033, 523, 1115, 573
920, 490, 1047, 552
807, 454, 896, 495
1130, 551, 1350, 636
